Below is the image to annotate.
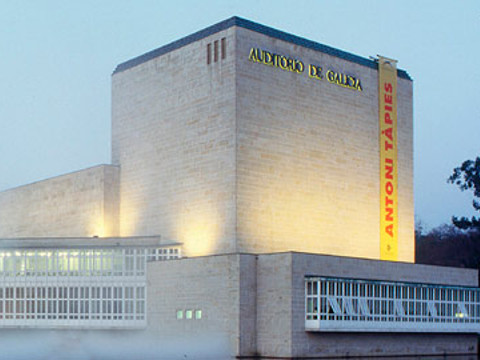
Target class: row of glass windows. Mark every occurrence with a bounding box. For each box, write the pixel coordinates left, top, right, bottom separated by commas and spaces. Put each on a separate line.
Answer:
176, 309, 202, 320
0, 247, 180, 277
0, 246, 183, 327
306, 277, 480, 323
307, 279, 476, 301
0, 285, 145, 321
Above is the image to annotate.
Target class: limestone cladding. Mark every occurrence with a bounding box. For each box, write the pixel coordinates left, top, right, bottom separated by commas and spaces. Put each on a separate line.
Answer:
235, 28, 414, 261
146, 254, 257, 357
149, 252, 477, 358
0, 165, 119, 238
256, 252, 293, 357
112, 25, 414, 261
112, 28, 237, 257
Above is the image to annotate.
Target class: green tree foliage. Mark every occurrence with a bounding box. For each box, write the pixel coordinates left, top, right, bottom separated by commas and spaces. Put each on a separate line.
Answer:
448, 156, 480, 230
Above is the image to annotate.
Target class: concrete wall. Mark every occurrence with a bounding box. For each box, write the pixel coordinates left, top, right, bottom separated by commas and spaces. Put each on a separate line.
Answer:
235, 27, 414, 262
112, 28, 237, 257
291, 252, 478, 287
146, 254, 257, 357
0, 165, 119, 238
298, 333, 477, 358
256, 253, 293, 357
238, 254, 258, 355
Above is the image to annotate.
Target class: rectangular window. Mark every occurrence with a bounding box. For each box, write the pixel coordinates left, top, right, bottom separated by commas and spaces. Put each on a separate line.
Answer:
207, 43, 211, 65
221, 37, 226, 59
305, 277, 480, 332
0, 247, 182, 327
213, 40, 219, 62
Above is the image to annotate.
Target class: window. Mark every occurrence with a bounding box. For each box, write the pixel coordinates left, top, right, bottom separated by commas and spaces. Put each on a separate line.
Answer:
221, 37, 226, 59
177, 309, 202, 320
305, 276, 480, 333
0, 247, 159, 328
207, 43, 211, 65
207, 38, 226, 65
213, 40, 219, 62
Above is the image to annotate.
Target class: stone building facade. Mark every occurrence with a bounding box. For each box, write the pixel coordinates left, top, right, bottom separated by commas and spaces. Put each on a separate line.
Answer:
111, 18, 414, 261
0, 17, 477, 358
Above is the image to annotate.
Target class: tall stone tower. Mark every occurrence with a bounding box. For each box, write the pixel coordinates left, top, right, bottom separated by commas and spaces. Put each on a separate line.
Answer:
112, 17, 414, 261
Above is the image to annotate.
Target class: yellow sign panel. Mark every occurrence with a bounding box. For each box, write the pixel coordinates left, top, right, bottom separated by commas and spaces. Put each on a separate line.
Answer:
378, 56, 398, 261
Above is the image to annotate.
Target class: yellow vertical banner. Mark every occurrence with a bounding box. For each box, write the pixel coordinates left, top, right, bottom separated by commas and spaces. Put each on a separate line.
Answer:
378, 56, 398, 261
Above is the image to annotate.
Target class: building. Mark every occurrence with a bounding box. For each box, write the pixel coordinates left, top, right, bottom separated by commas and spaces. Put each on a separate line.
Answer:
0, 17, 478, 358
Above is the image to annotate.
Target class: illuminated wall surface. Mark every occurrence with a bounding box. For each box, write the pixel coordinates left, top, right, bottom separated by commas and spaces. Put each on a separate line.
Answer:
0, 18, 413, 261
111, 18, 414, 261
0, 165, 120, 238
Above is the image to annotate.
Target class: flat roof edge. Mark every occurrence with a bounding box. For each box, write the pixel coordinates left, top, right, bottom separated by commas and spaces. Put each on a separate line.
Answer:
112, 16, 412, 81
0, 163, 119, 195
113, 17, 237, 74
0, 236, 181, 249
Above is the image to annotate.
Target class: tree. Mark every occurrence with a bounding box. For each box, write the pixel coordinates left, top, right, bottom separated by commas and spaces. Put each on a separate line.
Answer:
415, 223, 480, 269
448, 156, 480, 230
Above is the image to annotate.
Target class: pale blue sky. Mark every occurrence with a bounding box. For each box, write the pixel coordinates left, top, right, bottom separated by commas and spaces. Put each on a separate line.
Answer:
1, 0, 479, 230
